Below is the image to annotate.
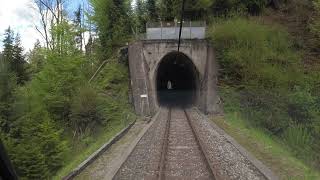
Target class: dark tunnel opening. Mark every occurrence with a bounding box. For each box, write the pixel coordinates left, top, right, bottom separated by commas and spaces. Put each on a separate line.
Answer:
156, 52, 199, 107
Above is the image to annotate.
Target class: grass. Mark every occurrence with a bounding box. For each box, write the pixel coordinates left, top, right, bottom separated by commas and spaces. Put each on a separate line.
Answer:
212, 112, 320, 180
53, 118, 134, 180
53, 61, 135, 179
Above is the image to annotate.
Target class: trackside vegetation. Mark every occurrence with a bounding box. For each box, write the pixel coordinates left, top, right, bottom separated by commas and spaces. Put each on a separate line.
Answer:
209, 17, 320, 178
0, 0, 320, 179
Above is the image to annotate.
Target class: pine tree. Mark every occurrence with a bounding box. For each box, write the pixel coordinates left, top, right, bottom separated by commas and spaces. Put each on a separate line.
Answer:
0, 29, 17, 133
159, 0, 176, 21
2, 27, 14, 65
136, 0, 147, 33
90, 0, 132, 58
13, 34, 28, 84
0, 55, 16, 133
37, 118, 66, 174
73, 5, 83, 51
28, 40, 45, 74
146, 0, 158, 21
12, 143, 49, 179
2, 28, 28, 85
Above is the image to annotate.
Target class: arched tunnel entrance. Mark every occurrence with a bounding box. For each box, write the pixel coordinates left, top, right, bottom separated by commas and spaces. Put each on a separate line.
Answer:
156, 52, 199, 107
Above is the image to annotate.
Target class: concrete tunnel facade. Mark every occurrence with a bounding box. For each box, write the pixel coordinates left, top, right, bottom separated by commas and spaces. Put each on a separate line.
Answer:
128, 40, 221, 116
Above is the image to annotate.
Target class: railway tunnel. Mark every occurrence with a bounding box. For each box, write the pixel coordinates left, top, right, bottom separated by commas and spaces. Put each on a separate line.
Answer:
156, 52, 199, 107
128, 40, 221, 116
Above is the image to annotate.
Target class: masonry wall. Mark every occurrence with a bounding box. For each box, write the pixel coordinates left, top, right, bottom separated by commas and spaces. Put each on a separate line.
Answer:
128, 40, 221, 116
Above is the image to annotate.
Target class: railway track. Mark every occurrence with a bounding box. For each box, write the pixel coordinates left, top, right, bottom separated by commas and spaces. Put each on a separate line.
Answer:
113, 106, 276, 180
113, 107, 219, 180
158, 108, 216, 179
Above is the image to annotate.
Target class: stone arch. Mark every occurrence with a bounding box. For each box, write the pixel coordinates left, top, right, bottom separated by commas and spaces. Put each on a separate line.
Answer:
155, 51, 200, 107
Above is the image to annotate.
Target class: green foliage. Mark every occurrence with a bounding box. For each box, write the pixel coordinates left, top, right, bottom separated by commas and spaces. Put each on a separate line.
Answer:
89, 0, 132, 58
95, 61, 129, 94
11, 143, 49, 179
136, 0, 148, 33
283, 125, 313, 155
70, 85, 105, 136
310, 0, 320, 51
211, 18, 320, 167
0, 60, 16, 133
27, 40, 46, 74
12, 34, 29, 84
2, 28, 28, 85
196, 0, 269, 16
51, 20, 79, 55
287, 89, 316, 124
146, 0, 158, 21
210, 18, 300, 91
30, 52, 86, 121
0, 2, 136, 179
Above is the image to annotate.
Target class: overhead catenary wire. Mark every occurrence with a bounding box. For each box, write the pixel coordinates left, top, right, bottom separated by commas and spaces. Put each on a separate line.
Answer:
178, 0, 186, 52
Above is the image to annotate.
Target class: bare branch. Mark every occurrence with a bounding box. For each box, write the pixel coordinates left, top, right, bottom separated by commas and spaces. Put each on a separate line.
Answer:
37, 0, 59, 21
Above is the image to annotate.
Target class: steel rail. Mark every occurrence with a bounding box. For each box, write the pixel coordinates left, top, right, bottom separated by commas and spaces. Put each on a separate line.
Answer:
158, 108, 219, 180
158, 108, 171, 180
184, 109, 225, 180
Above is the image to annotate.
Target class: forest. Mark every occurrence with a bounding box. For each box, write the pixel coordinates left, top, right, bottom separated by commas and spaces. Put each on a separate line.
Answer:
0, 0, 319, 179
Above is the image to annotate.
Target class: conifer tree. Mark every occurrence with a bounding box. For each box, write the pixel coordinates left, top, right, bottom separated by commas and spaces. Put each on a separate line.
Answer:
13, 34, 28, 84
136, 0, 147, 33
159, 0, 176, 21
146, 0, 158, 21
2, 28, 28, 85
90, 0, 132, 58
0, 55, 16, 133
2, 27, 14, 64
73, 5, 84, 51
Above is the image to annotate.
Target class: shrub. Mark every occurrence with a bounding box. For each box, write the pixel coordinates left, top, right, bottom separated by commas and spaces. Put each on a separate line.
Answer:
287, 89, 316, 125
70, 85, 105, 136
205, 0, 268, 15
283, 125, 313, 155
209, 18, 301, 131
211, 17, 320, 165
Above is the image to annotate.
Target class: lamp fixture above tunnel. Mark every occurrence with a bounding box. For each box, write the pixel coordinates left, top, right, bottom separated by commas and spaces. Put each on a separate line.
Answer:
156, 51, 199, 107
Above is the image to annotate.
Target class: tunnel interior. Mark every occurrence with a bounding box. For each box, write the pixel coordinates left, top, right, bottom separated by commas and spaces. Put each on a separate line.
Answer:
156, 52, 199, 107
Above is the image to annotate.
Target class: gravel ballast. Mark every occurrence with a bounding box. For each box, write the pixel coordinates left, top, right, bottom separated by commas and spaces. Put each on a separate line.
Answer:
186, 108, 278, 180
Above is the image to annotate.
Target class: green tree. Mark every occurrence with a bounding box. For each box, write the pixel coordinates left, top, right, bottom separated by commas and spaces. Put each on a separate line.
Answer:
11, 143, 48, 179
2, 28, 28, 85
28, 40, 45, 74
136, 0, 147, 33
90, 0, 132, 58
2, 27, 15, 64
70, 85, 105, 136
73, 5, 84, 51
159, 0, 176, 21
12, 34, 28, 84
146, 0, 158, 21
0, 56, 16, 133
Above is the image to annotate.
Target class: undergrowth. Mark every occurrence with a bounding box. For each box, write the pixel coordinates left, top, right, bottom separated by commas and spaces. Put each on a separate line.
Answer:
208, 18, 320, 174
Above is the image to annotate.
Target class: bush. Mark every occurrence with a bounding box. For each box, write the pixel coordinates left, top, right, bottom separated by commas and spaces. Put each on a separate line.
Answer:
209, 18, 301, 90
70, 85, 105, 136
211, 17, 320, 166
283, 125, 313, 155
205, 0, 268, 16
208, 18, 300, 131
287, 89, 316, 125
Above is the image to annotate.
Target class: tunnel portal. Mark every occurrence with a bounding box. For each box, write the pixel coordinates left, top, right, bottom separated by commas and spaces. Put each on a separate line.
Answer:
128, 40, 220, 116
156, 52, 199, 107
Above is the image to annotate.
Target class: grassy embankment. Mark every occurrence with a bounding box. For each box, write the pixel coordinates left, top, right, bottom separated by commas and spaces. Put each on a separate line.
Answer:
53, 61, 136, 179
208, 17, 320, 179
